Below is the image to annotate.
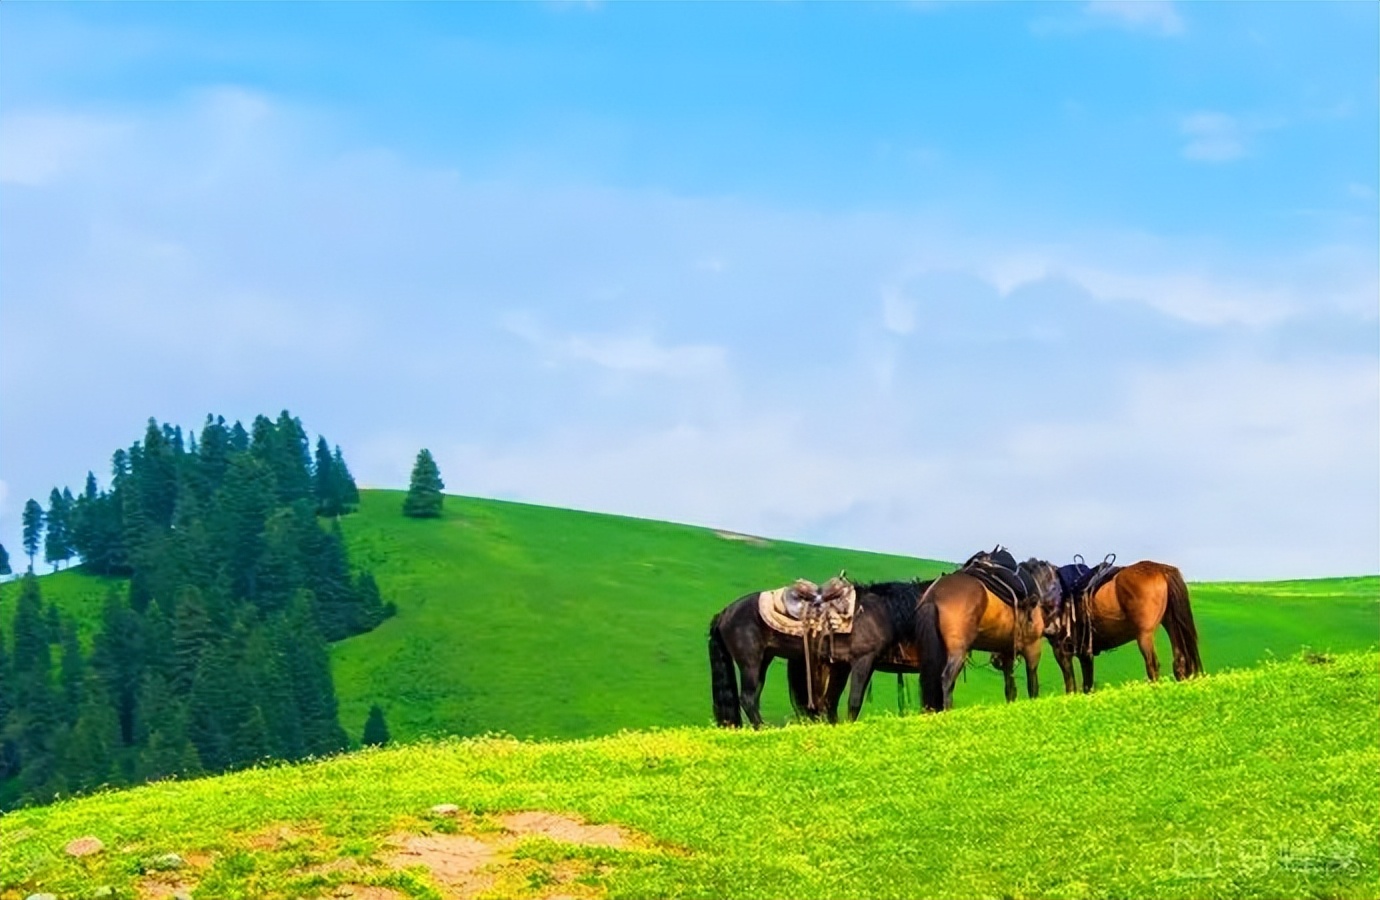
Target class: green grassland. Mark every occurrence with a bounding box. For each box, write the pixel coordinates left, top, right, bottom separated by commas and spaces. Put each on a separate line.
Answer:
4, 489, 1377, 745
3, 652, 1376, 900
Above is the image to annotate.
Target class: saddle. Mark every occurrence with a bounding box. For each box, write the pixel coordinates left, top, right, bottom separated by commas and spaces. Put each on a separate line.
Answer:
1050, 554, 1120, 656
758, 575, 857, 638
1055, 553, 1121, 605
961, 546, 1038, 610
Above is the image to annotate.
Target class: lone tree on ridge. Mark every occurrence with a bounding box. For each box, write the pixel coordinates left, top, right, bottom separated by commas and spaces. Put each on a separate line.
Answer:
403, 449, 445, 518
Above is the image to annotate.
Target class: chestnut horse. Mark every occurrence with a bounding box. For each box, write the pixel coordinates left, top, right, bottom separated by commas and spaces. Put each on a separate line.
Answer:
1041, 560, 1202, 692
915, 558, 1061, 711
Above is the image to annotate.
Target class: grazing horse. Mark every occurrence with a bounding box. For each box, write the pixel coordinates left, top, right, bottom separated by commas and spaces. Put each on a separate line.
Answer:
708, 579, 931, 727
916, 556, 1061, 711
1041, 560, 1202, 693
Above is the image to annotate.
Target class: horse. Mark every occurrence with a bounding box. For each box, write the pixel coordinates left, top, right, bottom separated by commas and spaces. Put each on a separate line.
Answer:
915, 555, 1061, 712
785, 579, 934, 723
1040, 560, 1202, 693
708, 579, 931, 728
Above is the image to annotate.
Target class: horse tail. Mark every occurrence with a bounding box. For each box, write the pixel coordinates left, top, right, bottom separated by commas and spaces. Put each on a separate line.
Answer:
708, 613, 742, 727
1162, 566, 1203, 678
916, 586, 946, 712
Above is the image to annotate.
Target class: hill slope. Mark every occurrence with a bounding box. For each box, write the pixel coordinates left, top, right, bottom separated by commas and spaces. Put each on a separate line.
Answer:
330, 490, 952, 741
331, 491, 1378, 740
3, 652, 1376, 900
5, 489, 1376, 742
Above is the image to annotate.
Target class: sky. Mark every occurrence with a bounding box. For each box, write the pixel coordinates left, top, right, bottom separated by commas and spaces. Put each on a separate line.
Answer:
1, 2, 1376, 581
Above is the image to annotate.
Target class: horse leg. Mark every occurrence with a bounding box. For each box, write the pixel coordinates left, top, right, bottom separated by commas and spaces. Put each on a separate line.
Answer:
823, 662, 849, 724
1022, 644, 1041, 699
739, 655, 769, 728
940, 651, 966, 711
1052, 647, 1077, 694
1079, 654, 1094, 693
846, 655, 879, 722
1136, 631, 1160, 682
996, 653, 1017, 703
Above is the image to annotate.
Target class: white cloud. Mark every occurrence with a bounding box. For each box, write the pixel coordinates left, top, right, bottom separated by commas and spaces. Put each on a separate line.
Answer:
1061, 264, 1294, 327
880, 288, 917, 335
1180, 112, 1247, 163
503, 313, 728, 379
1032, 1, 1184, 38
0, 111, 128, 185
1347, 182, 1376, 201
1084, 1, 1185, 37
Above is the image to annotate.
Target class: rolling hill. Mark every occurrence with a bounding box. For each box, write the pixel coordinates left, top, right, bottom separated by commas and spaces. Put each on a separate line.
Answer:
3, 651, 1375, 899
4, 489, 1377, 745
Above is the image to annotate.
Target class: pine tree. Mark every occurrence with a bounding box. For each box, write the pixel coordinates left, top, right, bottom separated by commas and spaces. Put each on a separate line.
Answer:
307, 518, 356, 640
0, 626, 13, 780
90, 589, 146, 746
45, 488, 73, 571
283, 592, 347, 757
403, 449, 445, 518
187, 644, 235, 772
172, 586, 215, 694
59, 697, 120, 794
212, 454, 277, 605
361, 704, 390, 747
334, 446, 360, 512
313, 437, 344, 518
246, 620, 303, 761
231, 705, 272, 768
21, 499, 44, 572
58, 620, 85, 725
354, 571, 392, 630
9, 576, 59, 801
135, 672, 199, 782
275, 412, 315, 505
0, 543, 11, 577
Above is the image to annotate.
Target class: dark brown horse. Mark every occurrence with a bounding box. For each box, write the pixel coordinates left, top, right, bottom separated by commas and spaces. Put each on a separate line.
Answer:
1041, 560, 1203, 692
708, 579, 930, 727
915, 557, 1061, 711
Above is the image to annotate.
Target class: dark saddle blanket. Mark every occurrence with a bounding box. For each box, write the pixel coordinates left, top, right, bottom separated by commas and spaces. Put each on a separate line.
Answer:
1056, 554, 1121, 604
961, 546, 1037, 609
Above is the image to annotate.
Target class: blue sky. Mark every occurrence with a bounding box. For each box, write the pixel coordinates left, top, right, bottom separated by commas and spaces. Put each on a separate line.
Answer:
1, 2, 1376, 579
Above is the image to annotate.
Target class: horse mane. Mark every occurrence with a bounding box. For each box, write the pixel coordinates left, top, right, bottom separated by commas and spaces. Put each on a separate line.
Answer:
857, 579, 932, 632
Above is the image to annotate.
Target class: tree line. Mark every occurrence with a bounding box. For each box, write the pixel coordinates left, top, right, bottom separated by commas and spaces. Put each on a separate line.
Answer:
0, 412, 393, 809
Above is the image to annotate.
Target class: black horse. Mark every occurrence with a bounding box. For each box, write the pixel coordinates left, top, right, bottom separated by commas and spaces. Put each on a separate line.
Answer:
708, 579, 932, 728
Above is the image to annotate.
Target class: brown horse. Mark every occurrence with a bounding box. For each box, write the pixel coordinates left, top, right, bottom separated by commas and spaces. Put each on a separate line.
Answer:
1041, 560, 1202, 692
916, 557, 1061, 711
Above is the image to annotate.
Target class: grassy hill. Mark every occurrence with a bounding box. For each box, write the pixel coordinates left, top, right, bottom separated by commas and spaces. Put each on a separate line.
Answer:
3, 652, 1375, 899
3, 489, 1377, 745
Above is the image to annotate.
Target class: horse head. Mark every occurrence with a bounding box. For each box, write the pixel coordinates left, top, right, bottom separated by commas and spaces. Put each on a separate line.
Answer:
1019, 558, 1063, 636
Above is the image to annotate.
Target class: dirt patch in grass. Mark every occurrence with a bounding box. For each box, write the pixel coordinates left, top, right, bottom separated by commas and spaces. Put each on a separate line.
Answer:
246, 823, 314, 851
387, 832, 497, 880
713, 530, 770, 547
378, 809, 648, 897
334, 887, 410, 900
137, 878, 195, 900
500, 812, 627, 848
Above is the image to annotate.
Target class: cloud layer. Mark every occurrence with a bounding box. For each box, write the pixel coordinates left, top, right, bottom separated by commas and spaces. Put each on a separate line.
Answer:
0, 88, 1376, 580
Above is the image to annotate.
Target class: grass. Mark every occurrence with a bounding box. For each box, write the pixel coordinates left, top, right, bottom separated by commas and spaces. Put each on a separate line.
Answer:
3, 490, 1377, 745
2, 651, 1375, 900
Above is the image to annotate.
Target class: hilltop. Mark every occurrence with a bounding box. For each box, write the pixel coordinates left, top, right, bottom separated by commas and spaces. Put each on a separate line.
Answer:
3, 652, 1376, 899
